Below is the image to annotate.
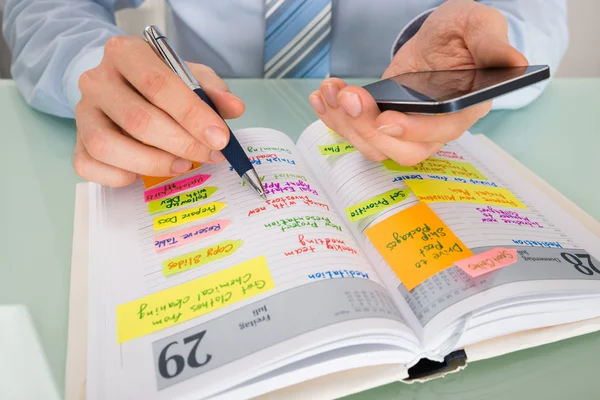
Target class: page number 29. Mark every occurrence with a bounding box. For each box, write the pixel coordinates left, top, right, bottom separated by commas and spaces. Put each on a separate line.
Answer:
561, 252, 600, 276
158, 330, 212, 379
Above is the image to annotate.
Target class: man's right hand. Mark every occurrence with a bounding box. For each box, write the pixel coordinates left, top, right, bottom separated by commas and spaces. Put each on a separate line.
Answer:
73, 36, 245, 187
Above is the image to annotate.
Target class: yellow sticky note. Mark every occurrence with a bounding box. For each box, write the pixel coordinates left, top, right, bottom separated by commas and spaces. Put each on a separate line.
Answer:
318, 142, 356, 155
115, 256, 274, 343
142, 161, 202, 189
383, 158, 487, 180
153, 202, 227, 230
344, 188, 410, 222
405, 180, 527, 209
365, 203, 472, 290
148, 187, 218, 214
163, 240, 243, 276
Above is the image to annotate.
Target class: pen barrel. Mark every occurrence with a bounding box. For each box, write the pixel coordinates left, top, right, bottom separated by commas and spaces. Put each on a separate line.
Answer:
193, 88, 253, 176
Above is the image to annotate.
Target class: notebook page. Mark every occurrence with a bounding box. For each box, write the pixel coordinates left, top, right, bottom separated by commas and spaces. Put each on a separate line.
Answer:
296, 120, 600, 346
87, 128, 419, 400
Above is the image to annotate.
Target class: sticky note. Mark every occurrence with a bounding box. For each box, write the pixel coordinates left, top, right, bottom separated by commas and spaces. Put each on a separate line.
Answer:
365, 202, 472, 290
142, 162, 202, 189
455, 248, 518, 277
405, 180, 527, 209
148, 187, 218, 214
144, 173, 211, 203
383, 158, 487, 180
154, 220, 232, 253
163, 240, 243, 276
115, 256, 274, 343
344, 188, 410, 222
153, 202, 226, 230
318, 142, 356, 155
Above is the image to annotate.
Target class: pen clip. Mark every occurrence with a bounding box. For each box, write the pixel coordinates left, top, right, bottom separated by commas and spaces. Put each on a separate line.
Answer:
143, 25, 201, 90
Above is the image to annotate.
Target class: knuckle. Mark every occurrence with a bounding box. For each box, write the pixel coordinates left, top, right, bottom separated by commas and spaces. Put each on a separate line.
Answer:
82, 127, 108, 160
141, 70, 170, 102
78, 69, 97, 94
122, 105, 151, 137
360, 129, 378, 142
72, 150, 88, 178
104, 36, 127, 56
180, 139, 205, 160
179, 104, 203, 129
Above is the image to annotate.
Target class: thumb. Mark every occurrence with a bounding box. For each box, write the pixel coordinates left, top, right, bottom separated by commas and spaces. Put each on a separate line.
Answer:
187, 63, 245, 119
468, 34, 528, 68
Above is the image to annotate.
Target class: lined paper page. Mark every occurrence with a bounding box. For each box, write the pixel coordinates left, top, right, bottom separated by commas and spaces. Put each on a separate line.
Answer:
297, 120, 600, 334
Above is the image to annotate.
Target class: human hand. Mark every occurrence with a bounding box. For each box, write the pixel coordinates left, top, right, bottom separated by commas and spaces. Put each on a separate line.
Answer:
309, 0, 527, 165
74, 36, 244, 187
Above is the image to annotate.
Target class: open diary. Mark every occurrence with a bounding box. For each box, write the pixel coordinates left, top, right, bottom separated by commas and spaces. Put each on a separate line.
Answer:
79, 120, 600, 400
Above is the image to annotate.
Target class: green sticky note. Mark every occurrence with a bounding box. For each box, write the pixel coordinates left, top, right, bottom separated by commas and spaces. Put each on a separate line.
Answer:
162, 239, 244, 276
148, 187, 218, 213
318, 142, 356, 155
344, 189, 411, 222
383, 158, 487, 180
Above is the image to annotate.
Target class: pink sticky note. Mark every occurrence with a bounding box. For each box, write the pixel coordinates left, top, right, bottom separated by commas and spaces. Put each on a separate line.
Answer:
144, 174, 211, 202
455, 248, 518, 277
153, 219, 232, 253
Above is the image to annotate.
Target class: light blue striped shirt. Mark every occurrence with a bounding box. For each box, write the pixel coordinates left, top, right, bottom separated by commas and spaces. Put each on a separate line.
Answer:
3, 0, 568, 118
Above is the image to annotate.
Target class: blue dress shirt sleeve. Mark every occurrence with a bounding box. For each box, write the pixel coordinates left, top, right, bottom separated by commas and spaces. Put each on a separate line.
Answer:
2, 0, 143, 118
390, 0, 569, 110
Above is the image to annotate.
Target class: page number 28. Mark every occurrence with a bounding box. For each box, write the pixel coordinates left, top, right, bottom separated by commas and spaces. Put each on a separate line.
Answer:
561, 252, 600, 276
158, 330, 212, 379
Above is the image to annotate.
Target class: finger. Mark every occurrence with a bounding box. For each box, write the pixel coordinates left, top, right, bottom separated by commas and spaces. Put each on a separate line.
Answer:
375, 101, 492, 143
187, 63, 245, 119
309, 89, 386, 162
89, 71, 213, 163
319, 77, 347, 109
469, 35, 528, 68
73, 135, 138, 187
105, 36, 234, 149
366, 136, 444, 166
77, 105, 194, 177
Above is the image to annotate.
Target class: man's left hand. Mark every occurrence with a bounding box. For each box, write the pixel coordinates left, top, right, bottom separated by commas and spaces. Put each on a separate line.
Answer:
309, 0, 528, 165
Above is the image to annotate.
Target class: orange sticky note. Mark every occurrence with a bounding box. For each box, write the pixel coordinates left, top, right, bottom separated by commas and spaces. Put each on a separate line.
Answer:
455, 248, 517, 277
365, 202, 472, 290
142, 161, 202, 189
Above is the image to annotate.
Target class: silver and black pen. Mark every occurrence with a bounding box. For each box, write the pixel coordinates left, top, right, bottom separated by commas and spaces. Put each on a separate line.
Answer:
143, 25, 266, 200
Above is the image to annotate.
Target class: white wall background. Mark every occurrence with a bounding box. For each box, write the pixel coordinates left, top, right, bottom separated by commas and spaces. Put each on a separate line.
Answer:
1, 0, 599, 78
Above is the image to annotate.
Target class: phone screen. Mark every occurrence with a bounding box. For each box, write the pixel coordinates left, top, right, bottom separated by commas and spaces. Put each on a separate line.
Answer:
363, 65, 548, 103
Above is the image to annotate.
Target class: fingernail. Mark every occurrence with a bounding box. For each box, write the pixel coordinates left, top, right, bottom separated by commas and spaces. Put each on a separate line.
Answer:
203, 126, 228, 149
339, 92, 362, 117
309, 94, 326, 114
323, 83, 339, 107
209, 150, 225, 163
171, 158, 192, 174
377, 124, 404, 136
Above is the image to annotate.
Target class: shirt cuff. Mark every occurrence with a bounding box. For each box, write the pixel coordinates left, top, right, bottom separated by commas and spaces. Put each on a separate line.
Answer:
390, 7, 437, 60
62, 45, 106, 115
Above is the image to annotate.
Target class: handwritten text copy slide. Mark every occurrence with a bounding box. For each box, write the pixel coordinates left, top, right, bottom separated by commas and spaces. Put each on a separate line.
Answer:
115, 256, 274, 343
405, 180, 527, 209
163, 240, 244, 276
365, 203, 473, 290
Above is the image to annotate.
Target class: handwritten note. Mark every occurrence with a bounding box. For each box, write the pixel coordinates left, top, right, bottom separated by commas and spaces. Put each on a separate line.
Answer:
318, 142, 356, 155
383, 158, 487, 180
365, 202, 472, 290
153, 202, 226, 230
264, 215, 343, 233
344, 188, 410, 222
142, 162, 202, 189
455, 248, 518, 277
154, 220, 232, 253
283, 234, 360, 257
115, 256, 274, 343
163, 240, 243, 276
263, 180, 319, 196
148, 187, 218, 214
247, 195, 330, 216
405, 180, 527, 209
144, 173, 212, 202
476, 205, 543, 228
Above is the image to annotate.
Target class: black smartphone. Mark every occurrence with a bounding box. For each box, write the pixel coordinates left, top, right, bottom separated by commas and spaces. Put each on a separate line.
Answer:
363, 65, 550, 114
